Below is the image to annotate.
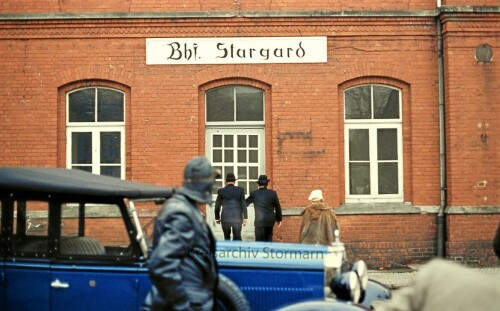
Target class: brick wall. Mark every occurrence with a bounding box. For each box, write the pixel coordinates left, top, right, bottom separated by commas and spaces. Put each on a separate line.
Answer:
1, 4, 498, 266
447, 214, 500, 266
281, 213, 437, 268
443, 13, 499, 207
3, 0, 498, 14
0, 0, 437, 14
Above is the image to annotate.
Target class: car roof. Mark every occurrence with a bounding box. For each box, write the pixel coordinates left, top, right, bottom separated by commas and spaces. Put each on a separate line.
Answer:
0, 167, 175, 200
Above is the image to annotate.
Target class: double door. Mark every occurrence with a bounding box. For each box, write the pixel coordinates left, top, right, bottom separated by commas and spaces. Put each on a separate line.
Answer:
206, 128, 265, 240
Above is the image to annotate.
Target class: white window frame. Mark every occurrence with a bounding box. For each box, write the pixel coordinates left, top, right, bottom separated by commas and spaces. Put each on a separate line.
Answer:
344, 85, 403, 203
66, 87, 125, 179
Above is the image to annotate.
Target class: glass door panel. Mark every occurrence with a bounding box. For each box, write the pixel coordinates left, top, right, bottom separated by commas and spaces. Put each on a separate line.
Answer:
206, 128, 264, 240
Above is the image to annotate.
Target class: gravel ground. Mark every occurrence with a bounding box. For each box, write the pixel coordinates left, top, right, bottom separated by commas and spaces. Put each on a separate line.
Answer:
368, 263, 500, 290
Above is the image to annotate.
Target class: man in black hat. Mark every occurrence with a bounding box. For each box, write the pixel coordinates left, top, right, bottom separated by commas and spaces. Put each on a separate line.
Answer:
214, 173, 248, 241
145, 156, 218, 311
245, 175, 282, 242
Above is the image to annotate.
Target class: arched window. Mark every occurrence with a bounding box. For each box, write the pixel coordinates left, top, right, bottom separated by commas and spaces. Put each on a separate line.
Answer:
66, 87, 125, 178
344, 85, 403, 202
206, 85, 264, 124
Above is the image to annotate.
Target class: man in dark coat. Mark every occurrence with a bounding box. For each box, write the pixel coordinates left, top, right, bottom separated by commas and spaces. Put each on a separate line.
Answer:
145, 156, 218, 311
214, 173, 248, 240
245, 175, 282, 242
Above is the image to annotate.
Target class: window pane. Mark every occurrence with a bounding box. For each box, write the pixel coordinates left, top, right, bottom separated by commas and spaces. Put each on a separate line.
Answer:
349, 129, 369, 161
101, 166, 121, 178
72, 132, 92, 164
345, 86, 371, 119
97, 89, 124, 122
238, 150, 246, 163
249, 135, 258, 148
206, 87, 234, 122
249, 167, 259, 180
237, 135, 246, 148
378, 163, 398, 194
374, 86, 400, 119
377, 129, 398, 160
224, 150, 233, 162
213, 135, 222, 148
224, 135, 233, 147
13, 201, 49, 254
249, 150, 258, 163
101, 132, 121, 164
349, 163, 370, 195
69, 89, 95, 122
237, 166, 247, 179
60, 203, 130, 256
213, 150, 222, 162
235, 86, 264, 121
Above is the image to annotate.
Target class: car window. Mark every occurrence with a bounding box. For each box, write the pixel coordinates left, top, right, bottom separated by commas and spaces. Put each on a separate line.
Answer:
60, 203, 132, 258
12, 200, 49, 257
131, 200, 161, 249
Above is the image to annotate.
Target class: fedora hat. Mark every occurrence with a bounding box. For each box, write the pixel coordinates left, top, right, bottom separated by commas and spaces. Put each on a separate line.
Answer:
257, 175, 270, 185
225, 173, 236, 182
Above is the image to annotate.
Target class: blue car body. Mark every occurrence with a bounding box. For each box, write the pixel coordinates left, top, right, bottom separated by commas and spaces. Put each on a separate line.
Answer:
0, 167, 387, 311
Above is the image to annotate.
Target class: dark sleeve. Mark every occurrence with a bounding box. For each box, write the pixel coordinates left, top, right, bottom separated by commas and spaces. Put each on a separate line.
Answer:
240, 187, 248, 219
214, 189, 222, 220
274, 192, 282, 222
148, 211, 194, 309
245, 192, 254, 207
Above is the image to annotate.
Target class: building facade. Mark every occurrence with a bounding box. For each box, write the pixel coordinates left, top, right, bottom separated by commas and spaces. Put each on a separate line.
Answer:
1, 0, 498, 267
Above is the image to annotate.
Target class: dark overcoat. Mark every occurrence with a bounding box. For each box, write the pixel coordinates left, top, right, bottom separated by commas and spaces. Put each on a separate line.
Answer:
245, 187, 282, 227
214, 184, 247, 223
147, 193, 218, 311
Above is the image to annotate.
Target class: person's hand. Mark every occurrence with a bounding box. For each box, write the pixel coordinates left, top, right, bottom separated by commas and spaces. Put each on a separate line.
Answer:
242, 219, 248, 226
215, 219, 221, 225
277, 221, 282, 228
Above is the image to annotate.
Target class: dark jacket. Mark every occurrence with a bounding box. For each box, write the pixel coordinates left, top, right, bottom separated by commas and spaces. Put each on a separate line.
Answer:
214, 184, 248, 223
147, 193, 218, 311
245, 187, 282, 227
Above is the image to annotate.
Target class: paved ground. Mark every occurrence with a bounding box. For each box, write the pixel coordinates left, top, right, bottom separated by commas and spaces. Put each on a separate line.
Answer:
368, 263, 500, 290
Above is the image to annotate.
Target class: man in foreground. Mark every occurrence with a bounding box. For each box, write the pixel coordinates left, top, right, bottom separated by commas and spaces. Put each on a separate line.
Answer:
145, 156, 218, 311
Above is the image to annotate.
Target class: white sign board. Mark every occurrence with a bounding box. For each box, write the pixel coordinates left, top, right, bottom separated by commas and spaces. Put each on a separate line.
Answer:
146, 37, 327, 65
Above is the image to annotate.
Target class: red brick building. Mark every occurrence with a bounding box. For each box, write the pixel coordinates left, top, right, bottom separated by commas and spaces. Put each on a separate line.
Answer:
1, 0, 498, 267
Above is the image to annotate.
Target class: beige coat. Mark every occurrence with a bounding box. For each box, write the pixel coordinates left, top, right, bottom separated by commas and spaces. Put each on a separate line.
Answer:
299, 202, 339, 245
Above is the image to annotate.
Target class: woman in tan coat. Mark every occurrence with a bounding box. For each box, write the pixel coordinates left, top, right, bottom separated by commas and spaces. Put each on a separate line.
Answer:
299, 189, 339, 245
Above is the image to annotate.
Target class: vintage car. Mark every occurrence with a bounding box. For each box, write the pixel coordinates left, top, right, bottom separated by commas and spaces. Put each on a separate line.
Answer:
0, 167, 390, 311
